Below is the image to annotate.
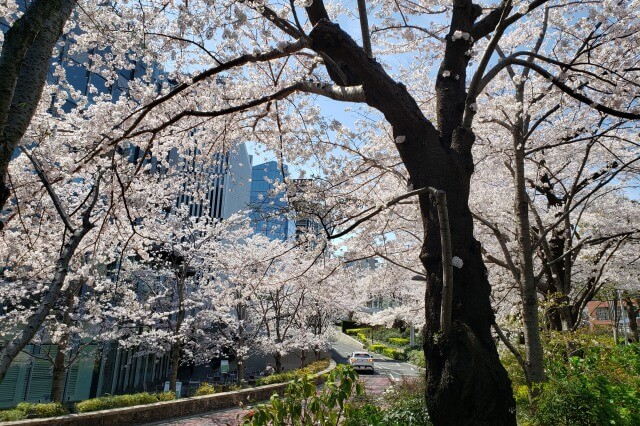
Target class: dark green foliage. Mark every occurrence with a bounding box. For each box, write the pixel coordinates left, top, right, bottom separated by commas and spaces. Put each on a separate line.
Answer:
407, 349, 426, 367
342, 320, 359, 333
381, 376, 431, 425
244, 365, 363, 425
501, 330, 640, 425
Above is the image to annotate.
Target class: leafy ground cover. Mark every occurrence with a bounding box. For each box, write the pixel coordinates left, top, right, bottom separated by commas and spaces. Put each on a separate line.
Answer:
502, 330, 640, 425
0, 402, 67, 421
243, 365, 431, 425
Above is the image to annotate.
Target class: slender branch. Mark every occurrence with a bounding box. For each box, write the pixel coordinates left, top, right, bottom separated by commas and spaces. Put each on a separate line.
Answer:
328, 186, 436, 240
463, 0, 512, 127
436, 190, 453, 335
357, 0, 373, 58
19, 147, 75, 233
493, 322, 530, 385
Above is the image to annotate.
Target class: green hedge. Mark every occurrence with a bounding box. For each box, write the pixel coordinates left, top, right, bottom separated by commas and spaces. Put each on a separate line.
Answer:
0, 402, 67, 421
357, 332, 368, 342
194, 382, 217, 396
256, 359, 330, 386
502, 330, 640, 425
346, 328, 370, 336
388, 337, 410, 346
75, 392, 175, 413
368, 344, 387, 352
382, 347, 406, 360
407, 349, 426, 367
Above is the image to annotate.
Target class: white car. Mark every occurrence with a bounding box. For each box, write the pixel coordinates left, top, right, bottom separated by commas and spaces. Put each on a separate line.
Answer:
348, 351, 375, 373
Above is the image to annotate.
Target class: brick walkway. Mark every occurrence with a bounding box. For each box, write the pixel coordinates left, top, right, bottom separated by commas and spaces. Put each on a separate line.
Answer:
145, 375, 396, 426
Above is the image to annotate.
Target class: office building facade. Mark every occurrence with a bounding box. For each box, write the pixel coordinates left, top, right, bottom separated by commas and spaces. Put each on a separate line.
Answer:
249, 161, 296, 240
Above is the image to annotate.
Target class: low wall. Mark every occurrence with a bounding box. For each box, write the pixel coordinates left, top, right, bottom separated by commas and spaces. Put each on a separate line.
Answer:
3, 361, 336, 426
331, 325, 364, 349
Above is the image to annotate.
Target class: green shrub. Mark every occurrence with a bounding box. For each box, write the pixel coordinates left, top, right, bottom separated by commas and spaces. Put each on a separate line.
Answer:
76, 392, 168, 413
372, 327, 405, 342
0, 402, 67, 421
0, 409, 26, 421
382, 376, 431, 425
346, 327, 370, 336
305, 359, 330, 373
15, 402, 67, 418
357, 332, 368, 343
382, 347, 406, 360
256, 371, 299, 386
255, 359, 330, 386
500, 330, 640, 425
156, 391, 176, 401
342, 320, 358, 333
388, 337, 410, 346
407, 349, 426, 367
343, 402, 384, 426
195, 382, 217, 396
368, 344, 387, 353
245, 365, 363, 425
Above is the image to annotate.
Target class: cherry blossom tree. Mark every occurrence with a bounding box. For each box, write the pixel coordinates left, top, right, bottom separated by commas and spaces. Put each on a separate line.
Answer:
2, 0, 639, 423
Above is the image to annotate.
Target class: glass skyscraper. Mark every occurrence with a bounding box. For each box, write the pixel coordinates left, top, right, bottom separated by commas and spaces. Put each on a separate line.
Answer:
249, 161, 296, 240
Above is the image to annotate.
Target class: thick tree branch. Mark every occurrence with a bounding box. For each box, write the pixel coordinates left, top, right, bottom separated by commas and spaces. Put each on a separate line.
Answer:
357, 0, 373, 58
472, 0, 549, 40
480, 57, 640, 120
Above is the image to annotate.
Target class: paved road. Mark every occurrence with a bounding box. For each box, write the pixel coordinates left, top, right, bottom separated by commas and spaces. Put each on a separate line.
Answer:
144, 338, 422, 425
331, 339, 423, 380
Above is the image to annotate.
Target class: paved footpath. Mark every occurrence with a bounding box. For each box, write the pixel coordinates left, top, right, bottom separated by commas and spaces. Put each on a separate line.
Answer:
144, 375, 395, 426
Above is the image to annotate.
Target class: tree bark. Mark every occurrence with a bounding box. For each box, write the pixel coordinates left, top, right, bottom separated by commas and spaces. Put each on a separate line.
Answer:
274, 353, 282, 374
169, 273, 186, 392
307, 8, 516, 423
612, 294, 619, 343
511, 99, 545, 385
51, 291, 75, 403
0, 0, 76, 213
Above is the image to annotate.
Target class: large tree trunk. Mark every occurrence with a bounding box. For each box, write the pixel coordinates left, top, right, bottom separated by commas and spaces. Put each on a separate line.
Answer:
612, 294, 620, 343
419, 144, 515, 425
169, 274, 186, 392
0, 0, 76, 213
51, 347, 67, 403
306, 5, 516, 421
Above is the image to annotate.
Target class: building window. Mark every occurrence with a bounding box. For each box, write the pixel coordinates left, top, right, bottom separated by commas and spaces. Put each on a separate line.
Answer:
595, 307, 610, 321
